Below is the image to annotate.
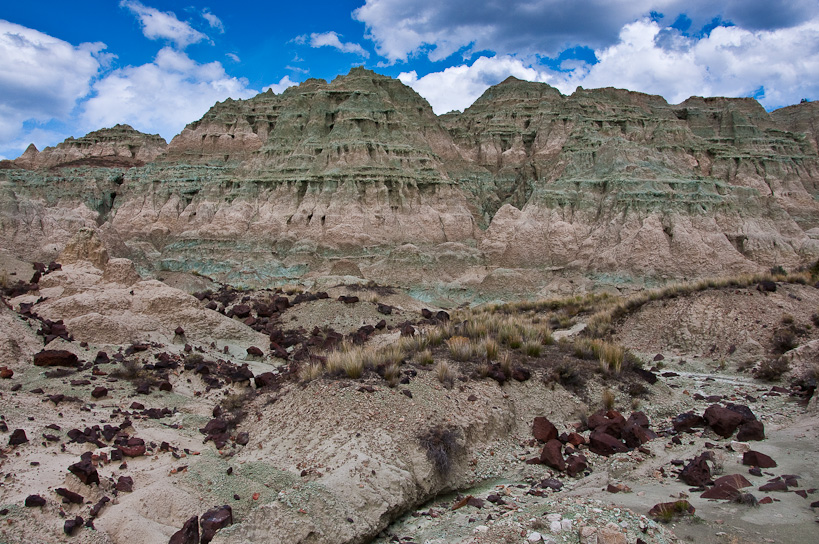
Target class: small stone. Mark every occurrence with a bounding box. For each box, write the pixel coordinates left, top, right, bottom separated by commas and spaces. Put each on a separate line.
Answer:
116, 475, 134, 492
24, 495, 46, 507
68, 459, 100, 485
91, 386, 108, 399
200, 505, 233, 543
528, 531, 543, 542
9, 429, 28, 446
743, 451, 777, 468
64, 516, 84, 536
550, 520, 562, 534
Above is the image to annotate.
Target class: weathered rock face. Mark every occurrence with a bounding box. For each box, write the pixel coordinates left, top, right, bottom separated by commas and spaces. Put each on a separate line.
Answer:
9, 124, 166, 170
1, 69, 818, 296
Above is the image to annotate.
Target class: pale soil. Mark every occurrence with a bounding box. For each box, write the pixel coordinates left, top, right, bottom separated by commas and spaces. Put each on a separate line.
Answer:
0, 261, 816, 544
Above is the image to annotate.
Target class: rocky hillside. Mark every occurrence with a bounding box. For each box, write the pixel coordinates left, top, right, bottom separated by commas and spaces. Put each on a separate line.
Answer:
1, 68, 818, 299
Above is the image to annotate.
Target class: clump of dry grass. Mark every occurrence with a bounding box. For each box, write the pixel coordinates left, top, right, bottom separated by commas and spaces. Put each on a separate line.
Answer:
523, 340, 542, 357
483, 338, 499, 360
298, 361, 324, 382
384, 362, 401, 387
447, 336, 474, 361
601, 388, 616, 410
499, 352, 513, 376
435, 361, 454, 387
415, 349, 434, 366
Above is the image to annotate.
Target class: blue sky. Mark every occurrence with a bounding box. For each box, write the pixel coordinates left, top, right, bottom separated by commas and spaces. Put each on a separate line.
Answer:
1, 0, 818, 160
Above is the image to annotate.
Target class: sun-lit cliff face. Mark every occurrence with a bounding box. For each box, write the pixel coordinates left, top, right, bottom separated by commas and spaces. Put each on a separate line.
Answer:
2, 68, 818, 297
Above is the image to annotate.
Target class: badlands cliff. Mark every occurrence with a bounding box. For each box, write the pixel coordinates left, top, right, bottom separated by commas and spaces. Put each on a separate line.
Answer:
2, 67, 818, 299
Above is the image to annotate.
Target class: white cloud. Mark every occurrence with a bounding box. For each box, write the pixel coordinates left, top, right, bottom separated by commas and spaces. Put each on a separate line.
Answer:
0, 19, 104, 147
263, 76, 299, 94
353, 0, 819, 64
399, 56, 548, 113
81, 47, 257, 141
120, 0, 207, 49
226, 52, 240, 63
202, 9, 224, 33
400, 16, 819, 114
306, 31, 370, 57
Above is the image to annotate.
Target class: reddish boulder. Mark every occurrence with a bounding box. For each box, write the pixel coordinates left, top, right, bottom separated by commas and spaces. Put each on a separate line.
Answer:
539, 439, 566, 471
69, 459, 100, 485
672, 412, 705, 433
532, 417, 558, 442
91, 386, 108, 399
169, 515, 200, 544
56, 488, 84, 504
736, 420, 765, 442
589, 430, 628, 456
759, 480, 788, 492
0, 367, 13, 379
8, 429, 28, 446
200, 505, 233, 543
24, 495, 46, 507
703, 405, 744, 438
116, 476, 134, 492
679, 453, 713, 487
566, 454, 588, 477
33, 349, 79, 367
120, 437, 146, 457
743, 451, 777, 468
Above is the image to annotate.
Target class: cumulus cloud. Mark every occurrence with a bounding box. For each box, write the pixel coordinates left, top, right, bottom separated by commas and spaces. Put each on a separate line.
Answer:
81, 47, 257, 140
202, 9, 224, 33
354, 0, 819, 64
400, 16, 819, 114
399, 56, 549, 113
263, 76, 299, 94
0, 19, 104, 146
120, 0, 207, 49
302, 31, 370, 57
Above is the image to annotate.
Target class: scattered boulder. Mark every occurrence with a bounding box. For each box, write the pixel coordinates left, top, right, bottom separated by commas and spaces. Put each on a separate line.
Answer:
736, 420, 765, 441
533, 417, 558, 442
539, 440, 566, 471
743, 451, 777, 468
703, 405, 744, 438
8, 429, 28, 446
64, 516, 84, 536
588, 431, 628, 456
679, 453, 713, 487
56, 488, 84, 504
116, 476, 134, 492
33, 349, 79, 367
170, 515, 200, 544
672, 412, 705, 433
119, 437, 146, 457
91, 386, 108, 399
200, 505, 233, 543
24, 495, 46, 507
68, 458, 100, 485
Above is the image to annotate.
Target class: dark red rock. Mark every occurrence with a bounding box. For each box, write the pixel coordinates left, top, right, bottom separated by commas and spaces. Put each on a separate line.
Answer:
24, 495, 46, 507
231, 304, 251, 318
175, 327, 185, 336
539, 439, 566, 471
511, 367, 531, 382
159, 381, 173, 391
759, 480, 788, 492
254, 372, 275, 388
55, 488, 84, 504
672, 412, 705, 433
376, 303, 392, 315
0, 367, 13, 379
246, 346, 263, 357
8, 429, 28, 446
68, 459, 100, 486
120, 437, 146, 457
759, 496, 774, 504
33, 349, 79, 367
130, 401, 145, 410
200, 418, 228, 436
235, 432, 249, 446
703, 405, 744, 438
701, 484, 740, 499
679, 453, 713, 487
466, 497, 484, 508
736, 420, 765, 441
532, 417, 558, 442
588, 430, 628, 456
89, 496, 110, 518
170, 515, 200, 544
795, 490, 808, 498
116, 476, 134, 492
91, 386, 108, 399
565, 454, 588, 477
64, 516, 84, 535
743, 451, 777, 468
566, 432, 586, 446
714, 474, 753, 489
200, 505, 233, 543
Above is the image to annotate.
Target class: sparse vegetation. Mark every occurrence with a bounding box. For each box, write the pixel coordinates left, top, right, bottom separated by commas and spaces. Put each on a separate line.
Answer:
523, 340, 542, 357
447, 336, 473, 361
299, 361, 323, 382
435, 361, 454, 387
415, 349, 434, 366
419, 425, 461, 476
601, 388, 616, 410
772, 328, 798, 353
755, 357, 790, 381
